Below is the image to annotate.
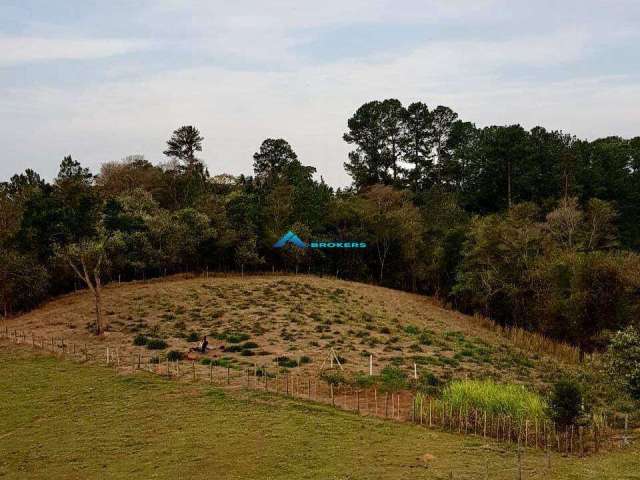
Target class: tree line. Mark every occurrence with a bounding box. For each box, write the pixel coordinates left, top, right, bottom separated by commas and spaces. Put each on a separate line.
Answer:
1, 101, 639, 352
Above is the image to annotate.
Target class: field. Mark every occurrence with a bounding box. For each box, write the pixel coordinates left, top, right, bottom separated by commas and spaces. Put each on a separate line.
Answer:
3, 274, 579, 390
1, 346, 638, 480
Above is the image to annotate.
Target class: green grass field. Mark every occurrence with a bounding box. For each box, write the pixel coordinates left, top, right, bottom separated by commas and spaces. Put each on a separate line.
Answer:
0, 347, 637, 480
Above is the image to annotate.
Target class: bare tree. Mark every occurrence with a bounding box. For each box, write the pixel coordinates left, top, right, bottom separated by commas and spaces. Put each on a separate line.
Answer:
56, 238, 111, 335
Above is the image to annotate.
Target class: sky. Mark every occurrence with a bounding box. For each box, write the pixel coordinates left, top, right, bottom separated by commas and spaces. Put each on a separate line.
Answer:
1, 1, 639, 187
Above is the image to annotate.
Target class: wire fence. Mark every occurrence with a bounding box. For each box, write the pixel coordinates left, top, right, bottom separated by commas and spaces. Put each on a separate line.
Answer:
1, 326, 634, 457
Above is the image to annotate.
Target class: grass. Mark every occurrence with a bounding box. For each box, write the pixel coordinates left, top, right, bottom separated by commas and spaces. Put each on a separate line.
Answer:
0, 346, 638, 479
4, 274, 583, 393
440, 379, 548, 421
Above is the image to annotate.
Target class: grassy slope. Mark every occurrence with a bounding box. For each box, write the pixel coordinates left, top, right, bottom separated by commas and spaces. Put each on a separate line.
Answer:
0, 347, 637, 480
5, 275, 576, 389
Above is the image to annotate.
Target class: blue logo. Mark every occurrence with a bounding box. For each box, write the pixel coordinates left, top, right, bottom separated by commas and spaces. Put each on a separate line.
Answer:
273, 230, 307, 248
273, 230, 367, 249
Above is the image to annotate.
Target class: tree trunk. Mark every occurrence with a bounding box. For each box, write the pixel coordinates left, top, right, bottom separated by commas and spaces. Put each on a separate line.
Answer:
507, 159, 512, 208
94, 286, 103, 336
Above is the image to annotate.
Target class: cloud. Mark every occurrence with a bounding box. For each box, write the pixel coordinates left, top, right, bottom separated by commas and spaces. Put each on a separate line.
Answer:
0, 37, 153, 67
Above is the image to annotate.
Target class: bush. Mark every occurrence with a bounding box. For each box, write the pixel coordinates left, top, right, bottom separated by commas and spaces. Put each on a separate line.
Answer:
167, 350, 184, 361
133, 334, 148, 346
417, 372, 440, 394
299, 355, 312, 365
606, 326, 640, 400
146, 338, 168, 350
241, 349, 255, 356
186, 331, 200, 342
379, 366, 407, 392
549, 378, 583, 426
241, 341, 259, 349
440, 379, 548, 421
226, 332, 250, 343
200, 358, 212, 365
276, 356, 297, 368
404, 325, 420, 335
320, 370, 347, 386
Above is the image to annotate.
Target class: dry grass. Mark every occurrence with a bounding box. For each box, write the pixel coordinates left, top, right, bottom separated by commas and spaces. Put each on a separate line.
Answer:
3, 274, 578, 389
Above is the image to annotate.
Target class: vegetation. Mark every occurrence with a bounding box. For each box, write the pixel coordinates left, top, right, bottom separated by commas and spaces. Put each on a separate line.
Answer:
2, 347, 639, 480
1, 113, 638, 356
440, 379, 548, 421
606, 326, 640, 400
549, 378, 584, 427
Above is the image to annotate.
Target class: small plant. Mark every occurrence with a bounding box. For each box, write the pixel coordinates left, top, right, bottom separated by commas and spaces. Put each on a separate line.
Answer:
241, 349, 255, 356
200, 358, 212, 365
146, 338, 168, 350
404, 325, 420, 335
299, 355, 312, 364
241, 341, 259, 349
380, 326, 391, 334
275, 356, 298, 368
133, 334, 148, 346
167, 350, 184, 361
549, 377, 584, 427
418, 332, 433, 346
187, 331, 200, 342
320, 370, 347, 386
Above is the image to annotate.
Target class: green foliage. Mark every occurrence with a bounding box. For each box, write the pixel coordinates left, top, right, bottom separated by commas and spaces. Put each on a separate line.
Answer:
379, 366, 407, 393
146, 339, 168, 350
606, 326, 640, 400
549, 378, 584, 426
132, 334, 148, 346
186, 331, 200, 342
440, 379, 548, 421
167, 350, 184, 361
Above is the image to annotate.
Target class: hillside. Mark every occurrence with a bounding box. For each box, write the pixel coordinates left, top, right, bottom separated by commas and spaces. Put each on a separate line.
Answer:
1, 347, 638, 480
4, 274, 577, 389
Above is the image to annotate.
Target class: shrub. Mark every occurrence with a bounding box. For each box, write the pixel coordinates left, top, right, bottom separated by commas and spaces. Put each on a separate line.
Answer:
167, 350, 184, 361
320, 370, 347, 386
299, 355, 312, 364
380, 326, 391, 334
226, 332, 250, 343
606, 326, 640, 400
404, 325, 420, 335
417, 372, 440, 394
379, 366, 407, 392
276, 356, 298, 368
200, 358, 212, 365
146, 339, 168, 350
241, 349, 255, 356
224, 344, 243, 353
241, 341, 259, 349
187, 331, 200, 342
440, 379, 548, 421
133, 334, 148, 346
549, 378, 583, 426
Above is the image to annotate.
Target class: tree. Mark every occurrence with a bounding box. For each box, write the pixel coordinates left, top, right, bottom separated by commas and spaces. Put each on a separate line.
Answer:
0, 249, 49, 317
163, 126, 204, 167
606, 326, 640, 400
253, 138, 299, 181
549, 378, 584, 427
343, 99, 406, 188
234, 232, 264, 276
55, 236, 115, 335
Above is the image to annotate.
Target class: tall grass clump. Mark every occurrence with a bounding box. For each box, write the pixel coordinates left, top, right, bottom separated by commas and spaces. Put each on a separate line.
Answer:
440, 379, 548, 421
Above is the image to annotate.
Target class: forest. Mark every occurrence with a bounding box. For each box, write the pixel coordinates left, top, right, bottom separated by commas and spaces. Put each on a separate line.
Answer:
2, 99, 640, 354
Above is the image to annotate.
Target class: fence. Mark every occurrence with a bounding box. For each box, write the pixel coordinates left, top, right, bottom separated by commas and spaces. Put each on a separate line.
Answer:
1, 326, 633, 456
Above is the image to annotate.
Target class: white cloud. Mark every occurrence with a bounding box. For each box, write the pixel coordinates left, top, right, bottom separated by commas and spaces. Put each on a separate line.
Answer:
0, 37, 152, 66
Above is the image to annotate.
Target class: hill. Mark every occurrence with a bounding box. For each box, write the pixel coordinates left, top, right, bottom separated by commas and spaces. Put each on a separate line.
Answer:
4, 274, 578, 389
